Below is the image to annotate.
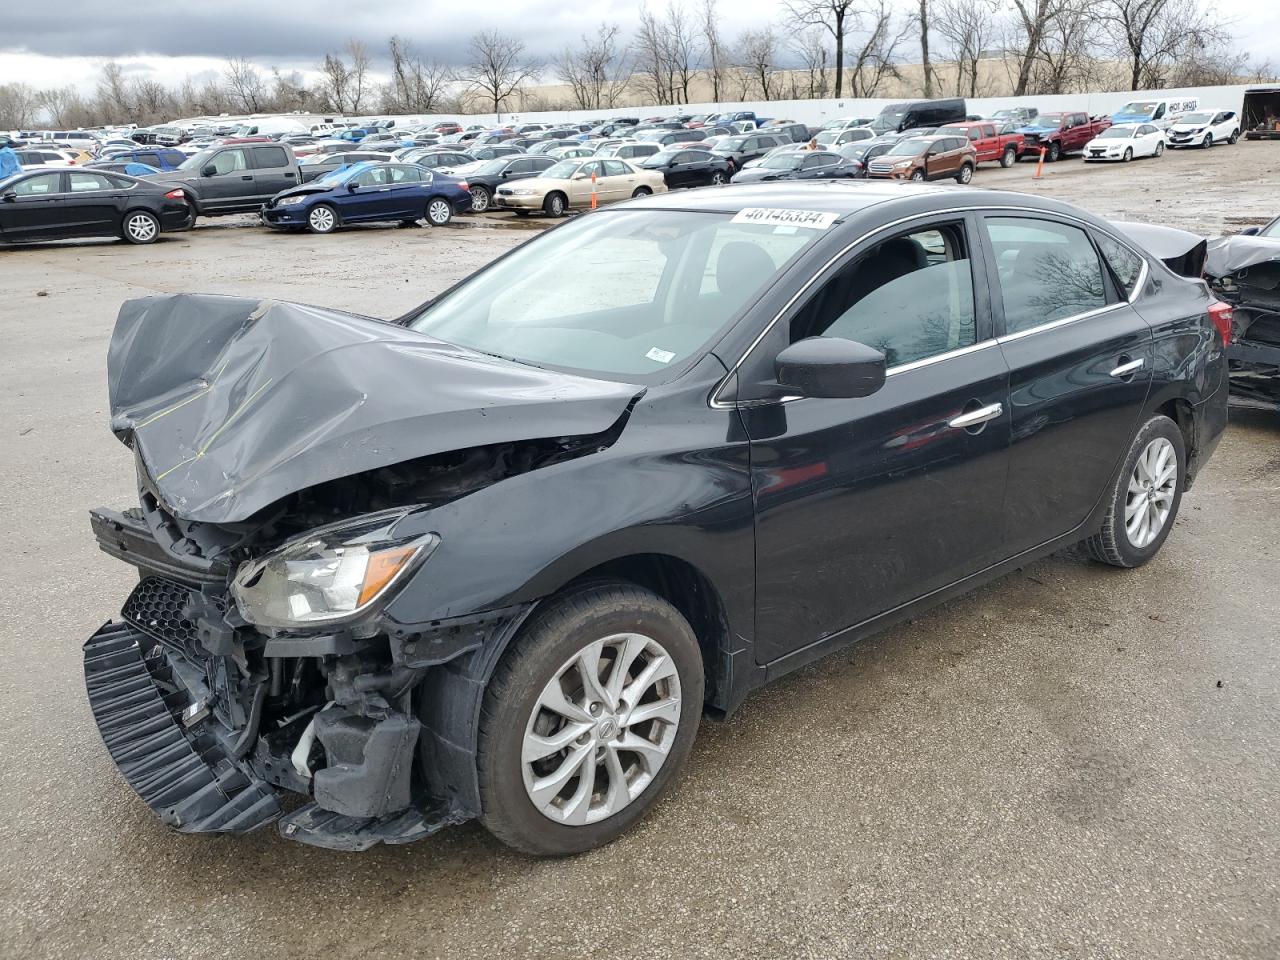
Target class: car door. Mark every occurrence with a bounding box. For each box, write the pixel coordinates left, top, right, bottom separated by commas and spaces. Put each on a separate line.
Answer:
341, 165, 393, 220
976, 124, 998, 161
63, 171, 125, 235
0, 171, 67, 240
251, 145, 296, 201
734, 214, 1010, 662
601, 159, 636, 199
386, 165, 425, 216
977, 214, 1153, 554
199, 148, 252, 211
798, 153, 837, 179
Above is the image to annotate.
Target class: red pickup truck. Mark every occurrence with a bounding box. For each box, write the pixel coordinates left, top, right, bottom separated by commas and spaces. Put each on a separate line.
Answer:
1016, 112, 1112, 162
937, 120, 1026, 167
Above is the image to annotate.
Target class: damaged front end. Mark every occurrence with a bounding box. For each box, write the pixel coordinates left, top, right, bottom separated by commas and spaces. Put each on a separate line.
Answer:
84, 293, 640, 849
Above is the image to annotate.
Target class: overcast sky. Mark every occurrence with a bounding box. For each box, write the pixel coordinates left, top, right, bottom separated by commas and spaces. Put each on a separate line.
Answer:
1, 0, 1275, 94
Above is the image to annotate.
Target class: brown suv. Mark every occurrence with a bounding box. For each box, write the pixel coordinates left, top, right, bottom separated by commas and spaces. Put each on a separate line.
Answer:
865, 135, 978, 184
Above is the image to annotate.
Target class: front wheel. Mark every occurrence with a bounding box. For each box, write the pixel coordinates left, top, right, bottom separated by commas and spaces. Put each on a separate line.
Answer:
1122, 147, 1133, 162
909, 169, 925, 182
1085, 415, 1185, 568
1154, 141, 1165, 157
1202, 133, 1213, 149
543, 192, 568, 217
476, 582, 704, 856
955, 163, 974, 184
1000, 145, 1017, 168
710, 171, 728, 185
469, 185, 492, 213
1047, 141, 1061, 162
425, 197, 453, 226
121, 210, 159, 244
307, 203, 338, 234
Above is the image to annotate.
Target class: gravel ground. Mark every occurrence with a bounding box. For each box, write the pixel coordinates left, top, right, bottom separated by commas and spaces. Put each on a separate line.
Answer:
1, 140, 1278, 960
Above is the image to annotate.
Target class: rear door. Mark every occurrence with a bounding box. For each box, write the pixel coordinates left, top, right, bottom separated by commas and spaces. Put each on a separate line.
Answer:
251, 145, 296, 201
63, 171, 124, 235
978, 214, 1153, 554
601, 159, 636, 199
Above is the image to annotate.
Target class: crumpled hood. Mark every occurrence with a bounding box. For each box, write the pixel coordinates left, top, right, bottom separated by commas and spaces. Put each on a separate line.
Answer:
107, 294, 641, 524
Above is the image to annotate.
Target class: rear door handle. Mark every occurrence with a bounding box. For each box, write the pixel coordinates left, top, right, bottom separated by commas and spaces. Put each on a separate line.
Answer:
949, 402, 1003, 429
1109, 357, 1144, 378
241, 175, 253, 181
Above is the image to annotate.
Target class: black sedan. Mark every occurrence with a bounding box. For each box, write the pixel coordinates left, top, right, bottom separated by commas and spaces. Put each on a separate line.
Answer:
636, 148, 732, 188
837, 138, 900, 178
0, 169, 189, 244
458, 154, 557, 212
84, 183, 1226, 860
731, 149, 859, 182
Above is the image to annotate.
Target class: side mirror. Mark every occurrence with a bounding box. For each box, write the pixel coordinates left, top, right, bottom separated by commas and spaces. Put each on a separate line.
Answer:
502, 169, 512, 176
667, 158, 678, 167
2, 191, 15, 202
347, 181, 359, 191
775, 337, 886, 399
1240, 226, 1260, 236
201, 164, 217, 177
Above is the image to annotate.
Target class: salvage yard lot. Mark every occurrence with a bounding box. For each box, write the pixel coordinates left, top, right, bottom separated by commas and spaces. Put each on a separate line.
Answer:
1, 143, 1278, 960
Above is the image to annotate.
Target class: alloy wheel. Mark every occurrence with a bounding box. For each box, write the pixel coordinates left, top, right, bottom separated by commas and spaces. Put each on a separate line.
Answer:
1124, 437, 1177, 548
470, 186, 490, 212
124, 213, 157, 243
427, 199, 451, 225
521, 632, 681, 825
308, 206, 335, 232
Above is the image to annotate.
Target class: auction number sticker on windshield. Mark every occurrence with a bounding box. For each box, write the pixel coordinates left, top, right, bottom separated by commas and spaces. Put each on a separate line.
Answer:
731, 208, 839, 229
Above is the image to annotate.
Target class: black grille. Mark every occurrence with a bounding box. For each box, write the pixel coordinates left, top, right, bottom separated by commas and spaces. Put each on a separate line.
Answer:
122, 576, 223, 650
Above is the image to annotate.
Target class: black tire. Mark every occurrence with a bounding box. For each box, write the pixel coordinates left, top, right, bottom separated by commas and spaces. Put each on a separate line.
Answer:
477, 581, 704, 857
910, 169, 925, 182
1154, 141, 1165, 157
1122, 147, 1133, 162
469, 185, 492, 213
543, 191, 568, 217
425, 197, 453, 226
1084, 415, 1185, 568
955, 163, 974, 184
1000, 145, 1017, 168
1202, 133, 1213, 149
1228, 129, 1239, 145
306, 203, 338, 234
1047, 141, 1061, 162
631, 186, 652, 198
120, 209, 159, 244
710, 170, 728, 186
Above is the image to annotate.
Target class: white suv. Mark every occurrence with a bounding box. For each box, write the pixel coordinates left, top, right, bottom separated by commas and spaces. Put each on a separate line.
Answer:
1167, 110, 1240, 149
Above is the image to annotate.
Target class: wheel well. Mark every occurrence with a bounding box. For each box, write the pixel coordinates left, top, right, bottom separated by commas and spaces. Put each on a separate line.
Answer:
559, 554, 729, 705
1154, 397, 1195, 470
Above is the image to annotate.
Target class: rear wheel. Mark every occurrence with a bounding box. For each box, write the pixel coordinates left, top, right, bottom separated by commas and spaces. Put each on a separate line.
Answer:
121, 210, 159, 244
1154, 141, 1165, 157
1085, 415, 1184, 568
425, 197, 453, 226
1000, 145, 1017, 168
543, 192, 568, 217
710, 170, 728, 186
955, 163, 974, 184
477, 582, 704, 856
306, 203, 338, 234
631, 186, 653, 198
469, 185, 492, 213
1228, 129, 1240, 144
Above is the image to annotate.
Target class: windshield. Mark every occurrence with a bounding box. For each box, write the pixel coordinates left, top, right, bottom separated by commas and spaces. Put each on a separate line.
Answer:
760, 153, 802, 170
887, 138, 929, 156
877, 109, 906, 127
716, 136, 747, 150
1034, 113, 1065, 127
177, 149, 218, 171
472, 158, 509, 175
1261, 218, 1280, 238
1179, 112, 1213, 124
405, 210, 826, 380
814, 131, 841, 146
313, 166, 360, 187
541, 160, 580, 179
1097, 127, 1135, 139
1118, 101, 1158, 115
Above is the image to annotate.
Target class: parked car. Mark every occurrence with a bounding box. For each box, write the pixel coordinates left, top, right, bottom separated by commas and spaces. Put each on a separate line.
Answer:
0, 168, 189, 244
1017, 112, 1111, 161
936, 120, 1025, 167
466, 144, 526, 162
731, 149, 859, 182
596, 142, 661, 163
13, 147, 78, 168
92, 147, 187, 171
548, 145, 598, 160
87, 161, 162, 177
83, 183, 1228, 857
297, 151, 388, 183
823, 116, 876, 131
769, 123, 813, 144
837, 139, 900, 178
636, 148, 732, 188
528, 140, 580, 156
260, 161, 470, 233
144, 143, 302, 219
708, 132, 785, 170
493, 157, 666, 216
865, 135, 978, 183
1108, 97, 1200, 129
871, 99, 966, 134
990, 107, 1038, 126
635, 129, 707, 147
405, 149, 476, 172
1083, 124, 1166, 162
1166, 110, 1241, 149
813, 127, 876, 149
461, 154, 558, 212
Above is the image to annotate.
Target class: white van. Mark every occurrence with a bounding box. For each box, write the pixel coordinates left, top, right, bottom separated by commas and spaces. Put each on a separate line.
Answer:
1109, 97, 1199, 129
232, 117, 311, 138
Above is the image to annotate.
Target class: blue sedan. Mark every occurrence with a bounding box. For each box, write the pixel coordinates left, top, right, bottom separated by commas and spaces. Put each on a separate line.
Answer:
260, 160, 472, 233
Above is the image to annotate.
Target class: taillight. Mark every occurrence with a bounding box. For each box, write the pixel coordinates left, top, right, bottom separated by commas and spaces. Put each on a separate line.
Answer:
165, 189, 185, 200
1207, 300, 1233, 345
457, 181, 469, 191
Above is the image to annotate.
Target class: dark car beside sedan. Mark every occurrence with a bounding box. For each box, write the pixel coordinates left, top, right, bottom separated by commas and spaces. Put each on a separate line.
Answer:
731, 149, 859, 182
458, 154, 557, 212
636, 148, 732, 188
82, 182, 1227, 862
0, 169, 189, 244
260, 161, 471, 233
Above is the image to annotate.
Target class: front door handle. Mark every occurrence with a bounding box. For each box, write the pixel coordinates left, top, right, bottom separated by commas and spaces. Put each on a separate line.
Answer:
1109, 357, 1144, 378
949, 402, 1003, 430
241, 175, 253, 181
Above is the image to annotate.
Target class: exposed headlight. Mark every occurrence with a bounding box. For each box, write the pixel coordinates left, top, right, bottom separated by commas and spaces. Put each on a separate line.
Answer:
893, 160, 913, 167
232, 510, 438, 628
277, 195, 307, 206
510, 188, 536, 196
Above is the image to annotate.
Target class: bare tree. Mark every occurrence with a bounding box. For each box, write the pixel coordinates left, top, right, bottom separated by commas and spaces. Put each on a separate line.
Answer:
633, 6, 677, 104
130, 77, 172, 124
95, 62, 132, 125
272, 69, 311, 113
785, 0, 857, 97
385, 36, 452, 112
463, 31, 539, 118
1031, 0, 1104, 93
554, 25, 630, 110
844, 0, 908, 96
789, 27, 832, 99
347, 40, 371, 113
224, 56, 266, 113
701, 0, 729, 101
0, 83, 40, 128
737, 28, 781, 100
934, 0, 995, 97
918, 0, 935, 98
315, 40, 372, 114
1092, 0, 1230, 90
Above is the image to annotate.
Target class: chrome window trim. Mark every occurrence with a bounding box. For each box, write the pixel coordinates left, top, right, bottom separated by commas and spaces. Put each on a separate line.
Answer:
710, 202, 1151, 409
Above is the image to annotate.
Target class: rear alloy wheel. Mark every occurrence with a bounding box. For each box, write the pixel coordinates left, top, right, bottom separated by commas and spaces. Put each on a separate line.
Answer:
469, 185, 492, 213
121, 210, 159, 244
1228, 129, 1239, 144
307, 204, 337, 234
1123, 147, 1133, 162
1085, 415, 1184, 567
426, 198, 453, 226
956, 163, 974, 184
477, 582, 703, 856
710, 171, 728, 185
631, 186, 653, 198
1000, 146, 1017, 168
543, 192, 568, 217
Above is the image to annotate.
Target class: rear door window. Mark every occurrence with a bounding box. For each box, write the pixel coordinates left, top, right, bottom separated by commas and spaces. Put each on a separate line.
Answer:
983, 217, 1108, 334
68, 172, 115, 191
252, 146, 290, 169
1095, 233, 1145, 298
